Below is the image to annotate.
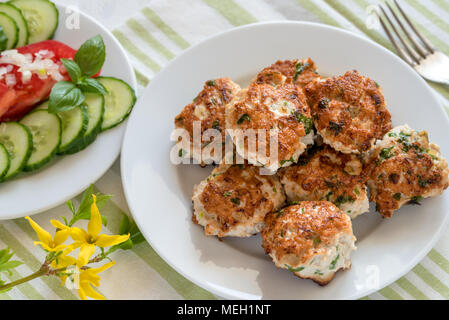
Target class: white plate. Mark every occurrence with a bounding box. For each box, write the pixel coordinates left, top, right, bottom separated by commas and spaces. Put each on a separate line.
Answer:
0, 4, 136, 219
121, 22, 449, 300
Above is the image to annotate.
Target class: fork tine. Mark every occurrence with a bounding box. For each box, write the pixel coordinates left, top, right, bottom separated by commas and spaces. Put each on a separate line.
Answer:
385, 1, 428, 58
379, 4, 421, 64
377, 9, 416, 66
393, 0, 434, 53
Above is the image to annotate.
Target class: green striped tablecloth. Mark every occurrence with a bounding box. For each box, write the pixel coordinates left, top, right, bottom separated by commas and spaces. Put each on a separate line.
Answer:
3, 0, 449, 300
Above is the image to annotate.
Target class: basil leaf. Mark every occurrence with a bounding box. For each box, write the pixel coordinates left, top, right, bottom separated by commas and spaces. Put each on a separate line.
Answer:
48, 81, 85, 113
77, 77, 107, 95
60, 58, 82, 84
74, 35, 106, 77
0, 26, 7, 51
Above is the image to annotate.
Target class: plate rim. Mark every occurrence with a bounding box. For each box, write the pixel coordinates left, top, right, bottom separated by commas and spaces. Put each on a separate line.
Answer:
121, 20, 449, 300
0, 3, 137, 219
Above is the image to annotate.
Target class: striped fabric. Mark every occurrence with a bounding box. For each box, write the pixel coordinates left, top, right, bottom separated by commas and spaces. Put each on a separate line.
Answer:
2, 0, 449, 300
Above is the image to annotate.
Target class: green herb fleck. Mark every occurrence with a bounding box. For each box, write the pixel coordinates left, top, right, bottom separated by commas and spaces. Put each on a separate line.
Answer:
313, 237, 321, 246
285, 265, 304, 273
393, 193, 402, 201
178, 149, 185, 157
207, 80, 216, 87
335, 195, 355, 206
237, 114, 250, 125
328, 121, 344, 136
230, 198, 241, 205
329, 254, 340, 270
280, 157, 295, 166
354, 187, 360, 196
292, 111, 313, 134
223, 191, 232, 197
314, 270, 324, 275
293, 62, 309, 81
379, 146, 394, 160
318, 98, 330, 109
409, 195, 423, 205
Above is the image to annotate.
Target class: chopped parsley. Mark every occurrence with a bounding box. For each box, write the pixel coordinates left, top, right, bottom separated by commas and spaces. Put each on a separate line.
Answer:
285, 265, 304, 273
334, 195, 355, 206
313, 237, 321, 246
292, 111, 313, 134
409, 195, 423, 205
393, 193, 402, 201
230, 197, 241, 205
418, 176, 430, 188
388, 132, 398, 137
280, 156, 295, 166
223, 191, 232, 197
314, 270, 324, 276
318, 98, 330, 109
293, 62, 309, 81
325, 191, 333, 201
374, 81, 380, 88
206, 80, 215, 87
277, 209, 285, 218
272, 187, 277, 193
237, 113, 250, 125
328, 121, 344, 136
379, 146, 394, 160
178, 149, 186, 157
212, 120, 220, 130
280, 230, 284, 238
329, 254, 340, 270
354, 187, 360, 196
175, 117, 183, 122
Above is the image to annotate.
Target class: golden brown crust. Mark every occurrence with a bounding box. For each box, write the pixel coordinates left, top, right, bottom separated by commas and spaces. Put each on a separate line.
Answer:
304, 70, 392, 154
261, 202, 352, 264
174, 77, 241, 147
262, 58, 321, 88
279, 146, 367, 207
196, 163, 285, 236
367, 127, 449, 218
226, 68, 312, 167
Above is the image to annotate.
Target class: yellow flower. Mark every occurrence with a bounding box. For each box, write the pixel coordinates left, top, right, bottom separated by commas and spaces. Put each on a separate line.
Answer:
50, 249, 77, 269
78, 261, 115, 300
70, 195, 129, 267
25, 216, 70, 252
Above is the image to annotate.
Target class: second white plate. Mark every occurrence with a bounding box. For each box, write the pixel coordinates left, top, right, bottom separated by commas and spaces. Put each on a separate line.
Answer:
0, 4, 137, 219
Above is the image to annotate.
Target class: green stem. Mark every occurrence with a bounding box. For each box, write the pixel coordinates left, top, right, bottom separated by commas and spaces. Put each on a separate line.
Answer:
0, 269, 46, 292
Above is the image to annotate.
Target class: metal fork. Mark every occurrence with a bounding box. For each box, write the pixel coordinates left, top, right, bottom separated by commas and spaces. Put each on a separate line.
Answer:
377, 0, 449, 85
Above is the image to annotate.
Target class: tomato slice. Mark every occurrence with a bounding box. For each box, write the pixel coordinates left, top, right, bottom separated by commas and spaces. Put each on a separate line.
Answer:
0, 40, 76, 122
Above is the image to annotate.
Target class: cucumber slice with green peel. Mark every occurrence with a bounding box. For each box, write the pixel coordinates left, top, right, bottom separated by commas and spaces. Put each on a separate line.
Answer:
0, 12, 18, 49
9, 0, 58, 44
0, 3, 28, 47
36, 100, 48, 109
98, 77, 136, 131
64, 93, 104, 154
0, 143, 10, 181
57, 105, 88, 155
0, 122, 32, 180
20, 110, 61, 171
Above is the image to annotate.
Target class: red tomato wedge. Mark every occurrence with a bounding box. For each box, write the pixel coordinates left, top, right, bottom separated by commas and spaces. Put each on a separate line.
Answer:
0, 40, 77, 122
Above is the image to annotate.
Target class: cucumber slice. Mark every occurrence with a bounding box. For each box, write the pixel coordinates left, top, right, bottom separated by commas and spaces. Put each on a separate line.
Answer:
0, 12, 18, 49
0, 143, 10, 181
9, 0, 58, 44
98, 77, 136, 131
0, 122, 32, 180
57, 105, 88, 154
20, 110, 61, 171
64, 93, 104, 154
0, 3, 28, 47
36, 100, 48, 109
